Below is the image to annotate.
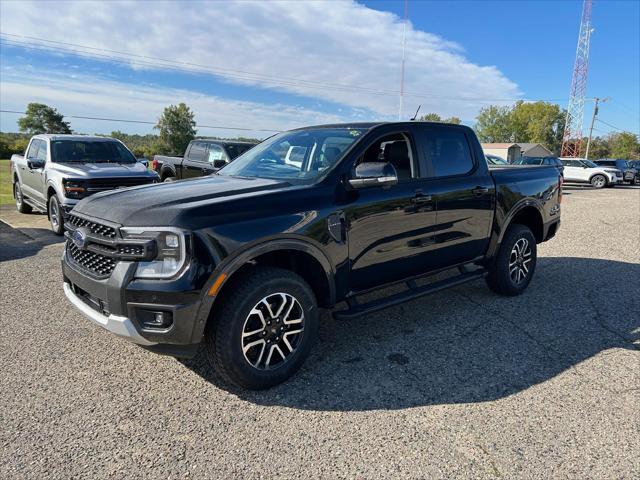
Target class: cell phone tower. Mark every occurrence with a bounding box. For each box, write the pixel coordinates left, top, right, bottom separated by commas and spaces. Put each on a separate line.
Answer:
561, 0, 594, 157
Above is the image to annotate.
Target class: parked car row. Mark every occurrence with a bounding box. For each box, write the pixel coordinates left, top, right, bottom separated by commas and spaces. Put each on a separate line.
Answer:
485, 152, 638, 189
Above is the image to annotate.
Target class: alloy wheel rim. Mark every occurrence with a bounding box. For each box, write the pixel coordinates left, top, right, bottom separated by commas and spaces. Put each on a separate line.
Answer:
593, 176, 605, 187
241, 292, 304, 370
509, 238, 532, 284
50, 199, 59, 228
15, 184, 22, 207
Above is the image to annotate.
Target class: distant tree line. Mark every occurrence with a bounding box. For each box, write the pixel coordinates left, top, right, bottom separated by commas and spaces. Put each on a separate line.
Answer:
2, 101, 638, 160
0, 102, 261, 159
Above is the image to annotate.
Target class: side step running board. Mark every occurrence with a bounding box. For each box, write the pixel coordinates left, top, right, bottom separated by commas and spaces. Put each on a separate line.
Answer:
333, 269, 487, 320
23, 198, 47, 213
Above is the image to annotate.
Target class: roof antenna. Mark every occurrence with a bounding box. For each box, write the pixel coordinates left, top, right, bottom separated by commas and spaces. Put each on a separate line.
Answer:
410, 105, 421, 121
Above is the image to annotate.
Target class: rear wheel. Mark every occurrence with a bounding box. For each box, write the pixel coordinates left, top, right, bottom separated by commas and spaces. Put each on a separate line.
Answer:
486, 224, 537, 296
590, 174, 607, 189
206, 267, 319, 390
48, 194, 64, 235
163, 176, 176, 183
14, 182, 32, 214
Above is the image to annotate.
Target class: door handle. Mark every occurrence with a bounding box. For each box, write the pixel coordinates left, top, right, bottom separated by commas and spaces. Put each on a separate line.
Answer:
472, 186, 489, 196
411, 194, 432, 204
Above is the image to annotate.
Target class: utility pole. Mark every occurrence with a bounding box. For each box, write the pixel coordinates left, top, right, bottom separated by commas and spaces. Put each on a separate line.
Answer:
398, 0, 408, 120
584, 96, 608, 160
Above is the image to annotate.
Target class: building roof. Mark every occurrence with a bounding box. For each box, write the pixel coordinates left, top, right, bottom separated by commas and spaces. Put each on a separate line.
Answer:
515, 143, 552, 153
481, 143, 518, 148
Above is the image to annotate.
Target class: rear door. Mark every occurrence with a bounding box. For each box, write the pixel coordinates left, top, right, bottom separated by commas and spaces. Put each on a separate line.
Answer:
413, 125, 495, 269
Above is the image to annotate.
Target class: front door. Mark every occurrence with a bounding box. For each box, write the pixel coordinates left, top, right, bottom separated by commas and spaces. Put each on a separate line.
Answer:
343, 129, 437, 291
561, 159, 588, 182
182, 141, 209, 178
23, 139, 47, 203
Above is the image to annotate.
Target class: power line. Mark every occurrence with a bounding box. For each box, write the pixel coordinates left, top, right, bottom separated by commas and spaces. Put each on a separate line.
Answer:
1, 33, 573, 105
596, 118, 628, 133
0, 109, 282, 133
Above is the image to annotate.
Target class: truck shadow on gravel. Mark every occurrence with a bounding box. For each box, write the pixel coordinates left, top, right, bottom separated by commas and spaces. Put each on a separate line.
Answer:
185, 256, 639, 411
0, 221, 64, 262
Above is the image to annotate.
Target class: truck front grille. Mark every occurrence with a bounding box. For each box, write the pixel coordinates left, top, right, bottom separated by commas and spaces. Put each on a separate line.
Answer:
67, 242, 117, 278
67, 214, 117, 238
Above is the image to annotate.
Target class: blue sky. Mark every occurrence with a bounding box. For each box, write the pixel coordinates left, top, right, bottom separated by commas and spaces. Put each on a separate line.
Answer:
0, 0, 638, 139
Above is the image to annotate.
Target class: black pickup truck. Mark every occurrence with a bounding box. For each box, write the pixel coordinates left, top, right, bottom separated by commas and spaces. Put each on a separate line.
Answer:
152, 139, 257, 182
61, 122, 562, 389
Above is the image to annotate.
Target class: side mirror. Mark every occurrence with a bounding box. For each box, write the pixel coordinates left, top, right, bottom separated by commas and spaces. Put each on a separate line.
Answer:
27, 159, 45, 169
213, 159, 228, 169
137, 158, 149, 167
348, 162, 398, 189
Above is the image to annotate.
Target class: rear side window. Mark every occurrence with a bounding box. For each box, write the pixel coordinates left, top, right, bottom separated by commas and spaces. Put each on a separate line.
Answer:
188, 142, 207, 162
417, 128, 474, 177
207, 144, 225, 163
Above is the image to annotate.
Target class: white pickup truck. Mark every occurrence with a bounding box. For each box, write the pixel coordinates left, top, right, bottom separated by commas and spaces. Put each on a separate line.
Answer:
11, 134, 159, 234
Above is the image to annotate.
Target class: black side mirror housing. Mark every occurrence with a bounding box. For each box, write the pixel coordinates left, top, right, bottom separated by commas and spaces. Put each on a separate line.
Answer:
213, 159, 228, 169
348, 162, 398, 189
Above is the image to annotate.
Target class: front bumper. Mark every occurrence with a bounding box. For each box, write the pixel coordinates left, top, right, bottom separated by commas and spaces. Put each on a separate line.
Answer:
63, 282, 155, 345
62, 245, 207, 352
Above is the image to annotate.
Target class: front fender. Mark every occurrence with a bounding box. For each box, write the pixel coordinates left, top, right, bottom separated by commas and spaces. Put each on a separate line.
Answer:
190, 237, 336, 343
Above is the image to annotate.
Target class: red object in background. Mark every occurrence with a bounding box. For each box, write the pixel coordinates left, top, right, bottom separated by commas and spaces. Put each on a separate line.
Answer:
152, 157, 158, 171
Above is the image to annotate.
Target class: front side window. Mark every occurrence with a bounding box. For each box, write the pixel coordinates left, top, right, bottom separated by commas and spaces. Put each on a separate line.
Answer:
50, 140, 136, 163
419, 128, 474, 177
26, 140, 40, 159
188, 142, 207, 162
36, 141, 47, 161
218, 128, 366, 183
207, 144, 225, 163
224, 143, 254, 160
356, 133, 416, 181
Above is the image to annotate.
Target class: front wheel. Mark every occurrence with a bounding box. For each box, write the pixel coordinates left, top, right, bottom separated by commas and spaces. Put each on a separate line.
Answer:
486, 224, 537, 296
590, 174, 607, 189
14, 182, 32, 214
205, 267, 319, 390
48, 195, 65, 235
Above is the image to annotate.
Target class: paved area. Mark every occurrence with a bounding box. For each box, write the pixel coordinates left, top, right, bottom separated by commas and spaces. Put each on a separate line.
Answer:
1, 185, 639, 479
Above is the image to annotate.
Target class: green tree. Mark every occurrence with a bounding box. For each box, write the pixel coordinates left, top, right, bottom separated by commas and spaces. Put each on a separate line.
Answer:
17, 103, 72, 134
418, 113, 461, 124
586, 136, 611, 159
155, 103, 197, 154
608, 132, 640, 159
508, 101, 565, 153
475, 105, 512, 143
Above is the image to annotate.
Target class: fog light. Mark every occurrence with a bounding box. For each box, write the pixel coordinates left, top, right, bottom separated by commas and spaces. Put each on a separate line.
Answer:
138, 309, 173, 329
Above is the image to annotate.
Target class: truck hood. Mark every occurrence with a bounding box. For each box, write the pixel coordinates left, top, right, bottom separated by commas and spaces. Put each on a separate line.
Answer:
50, 161, 154, 178
73, 175, 292, 226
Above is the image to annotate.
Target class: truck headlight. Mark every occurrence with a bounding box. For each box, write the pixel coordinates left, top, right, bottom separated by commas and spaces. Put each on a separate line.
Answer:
121, 227, 189, 279
63, 179, 87, 199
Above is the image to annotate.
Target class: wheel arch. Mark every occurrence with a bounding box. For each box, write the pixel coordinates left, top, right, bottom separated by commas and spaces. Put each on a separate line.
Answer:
501, 203, 544, 243
197, 239, 336, 338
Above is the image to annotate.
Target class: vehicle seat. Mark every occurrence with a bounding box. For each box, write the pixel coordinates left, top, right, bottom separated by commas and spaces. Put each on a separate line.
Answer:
383, 141, 412, 180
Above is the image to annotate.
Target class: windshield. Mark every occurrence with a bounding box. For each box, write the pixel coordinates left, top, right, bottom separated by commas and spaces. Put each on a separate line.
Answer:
51, 140, 136, 163
217, 128, 366, 183
581, 160, 599, 168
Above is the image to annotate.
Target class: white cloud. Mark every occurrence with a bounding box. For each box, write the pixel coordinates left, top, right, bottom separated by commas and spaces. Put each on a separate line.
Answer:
0, 67, 346, 137
0, 0, 521, 122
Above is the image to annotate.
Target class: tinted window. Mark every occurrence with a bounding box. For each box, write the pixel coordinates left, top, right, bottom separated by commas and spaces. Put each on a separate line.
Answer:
50, 140, 135, 163
357, 133, 416, 181
224, 143, 254, 160
561, 160, 579, 167
188, 142, 207, 162
36, 141, 47, 161
419, 129, 474, 177
26, 140, 40, 159
207, 144, 225, 163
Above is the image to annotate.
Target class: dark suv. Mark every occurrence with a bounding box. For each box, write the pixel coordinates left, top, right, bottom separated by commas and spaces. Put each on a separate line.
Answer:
593, 159, 639, 185
513, 156, 564, 175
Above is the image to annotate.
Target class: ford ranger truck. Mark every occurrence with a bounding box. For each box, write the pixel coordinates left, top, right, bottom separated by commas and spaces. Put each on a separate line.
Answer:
61, 122, 562, 389
11, 135, 159, 234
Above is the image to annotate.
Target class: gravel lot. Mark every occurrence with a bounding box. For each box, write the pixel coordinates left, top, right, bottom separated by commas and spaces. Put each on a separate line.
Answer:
1, 185, 639, 479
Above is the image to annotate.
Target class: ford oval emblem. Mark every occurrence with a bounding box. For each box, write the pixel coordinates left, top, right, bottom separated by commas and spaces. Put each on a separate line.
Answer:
72, 228, 88, 249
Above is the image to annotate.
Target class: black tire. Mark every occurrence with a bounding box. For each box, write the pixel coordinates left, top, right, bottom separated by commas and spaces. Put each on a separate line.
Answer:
485, 224, 537, 296
205, 266, 319, 390
48, 194, 65, 235
590, 174, 607, 189
14, 182, 32, 214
